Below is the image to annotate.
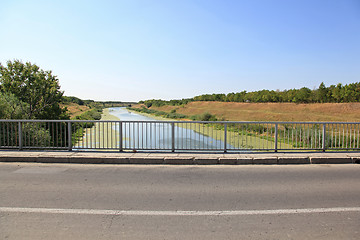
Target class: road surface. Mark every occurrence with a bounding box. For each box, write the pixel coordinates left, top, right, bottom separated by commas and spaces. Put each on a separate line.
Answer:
0, 163, 359, 239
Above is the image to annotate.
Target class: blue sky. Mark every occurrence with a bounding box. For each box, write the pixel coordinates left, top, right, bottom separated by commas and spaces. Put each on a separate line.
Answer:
1, 0, 359, 102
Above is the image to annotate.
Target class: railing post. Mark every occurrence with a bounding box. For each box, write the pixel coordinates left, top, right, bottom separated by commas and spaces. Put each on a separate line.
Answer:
274, 123, 278, 152
224, 123, 227, 153
18, 122, 23, 151
68, 122, 72, 151
171, 122, 175, 152
322, 123, 326, 152
119, 121, 123, 152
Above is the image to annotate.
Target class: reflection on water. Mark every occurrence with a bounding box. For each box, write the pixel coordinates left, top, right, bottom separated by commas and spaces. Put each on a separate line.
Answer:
108, 107, 156, 121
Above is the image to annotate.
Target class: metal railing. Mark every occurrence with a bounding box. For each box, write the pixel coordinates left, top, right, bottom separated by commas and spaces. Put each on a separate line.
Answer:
1, 119, 360, 152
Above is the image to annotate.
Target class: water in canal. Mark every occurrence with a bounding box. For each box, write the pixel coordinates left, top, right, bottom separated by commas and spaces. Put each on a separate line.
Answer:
106, 107, 231, 151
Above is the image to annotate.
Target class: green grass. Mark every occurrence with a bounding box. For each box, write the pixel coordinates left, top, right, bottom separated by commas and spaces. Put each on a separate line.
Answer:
73, 108, 121, 149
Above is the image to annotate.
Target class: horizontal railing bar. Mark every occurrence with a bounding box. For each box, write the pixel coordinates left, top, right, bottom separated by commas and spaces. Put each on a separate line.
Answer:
1, 119, 360, 124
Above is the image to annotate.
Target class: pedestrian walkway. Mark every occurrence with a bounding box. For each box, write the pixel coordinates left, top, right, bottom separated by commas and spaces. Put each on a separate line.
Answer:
0, 150, 359, 164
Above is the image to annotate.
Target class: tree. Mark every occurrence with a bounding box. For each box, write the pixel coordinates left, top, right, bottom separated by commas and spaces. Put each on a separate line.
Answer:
330, 83, 343, 102
293, 87, 312, 103
315, 82, 328, 103
0, 92, 30, 119
0, 60, 68, 119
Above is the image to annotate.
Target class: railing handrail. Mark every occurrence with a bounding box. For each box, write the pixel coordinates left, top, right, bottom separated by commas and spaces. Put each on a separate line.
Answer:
1, 119, 360, 124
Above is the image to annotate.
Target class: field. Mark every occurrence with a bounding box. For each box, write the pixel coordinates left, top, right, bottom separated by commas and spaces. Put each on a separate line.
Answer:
146, 102, 360, 122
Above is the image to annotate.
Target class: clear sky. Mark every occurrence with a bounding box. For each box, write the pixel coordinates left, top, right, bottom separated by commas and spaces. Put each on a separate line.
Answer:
1, 0, 359, 102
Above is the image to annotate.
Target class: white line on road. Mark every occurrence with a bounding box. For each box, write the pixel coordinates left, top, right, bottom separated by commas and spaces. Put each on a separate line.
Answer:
1, 207, 360, 216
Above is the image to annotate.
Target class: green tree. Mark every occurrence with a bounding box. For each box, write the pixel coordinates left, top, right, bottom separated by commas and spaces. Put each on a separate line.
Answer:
330, 83, 343, 102
0, 60, 68, 119
0, 92, 30, 119
315, 82, 328, 103
293, 87, 312, 103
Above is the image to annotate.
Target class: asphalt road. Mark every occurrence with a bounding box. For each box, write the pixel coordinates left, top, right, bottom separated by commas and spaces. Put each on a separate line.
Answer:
0, 163, 359, 239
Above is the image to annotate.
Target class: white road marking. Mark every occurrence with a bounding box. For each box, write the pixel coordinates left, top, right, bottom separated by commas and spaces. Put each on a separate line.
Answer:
0, 207, 360, 216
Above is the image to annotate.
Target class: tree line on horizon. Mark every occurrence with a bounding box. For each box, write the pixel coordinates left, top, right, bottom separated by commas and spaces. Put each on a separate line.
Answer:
140, 82, 360, 108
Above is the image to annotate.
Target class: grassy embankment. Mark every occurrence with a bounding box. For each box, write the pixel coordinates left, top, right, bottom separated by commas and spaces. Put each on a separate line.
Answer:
129, 102, 360, 150
73, 108, 123, 149
62, 101, 119, 148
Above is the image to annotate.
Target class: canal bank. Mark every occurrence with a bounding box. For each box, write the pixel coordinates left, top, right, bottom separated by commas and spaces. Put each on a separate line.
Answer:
0, 151, 358, 165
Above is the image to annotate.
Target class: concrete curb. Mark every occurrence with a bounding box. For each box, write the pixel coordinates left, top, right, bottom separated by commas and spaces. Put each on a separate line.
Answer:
129, 157, 163, 164
194, 158, 219, 165
310, 157, 352, 164
352, 157, 360, 164
236, 158, 253, 165
38, 156, 70, 163
164, 157, 194, 164
1, 157, 40, 163
103, 157, 130, 164
0, 152, 359, 165
253, 157, 278, 165
219, 157, 237, 165
278, 157, 310, 164
69, 157, 104, 164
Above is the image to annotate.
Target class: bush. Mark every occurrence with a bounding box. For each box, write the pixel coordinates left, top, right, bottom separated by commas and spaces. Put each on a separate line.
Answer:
199, 112, 217, 121
75, 109, 102, 121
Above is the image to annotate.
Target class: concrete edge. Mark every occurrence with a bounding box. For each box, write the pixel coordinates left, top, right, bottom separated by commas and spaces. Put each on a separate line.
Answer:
236, 158, 253, 165
0, 154, 359, 165
194, 158, 219, 165
277, 157, 310, 165
218, 157, 237, 165
253, 157, 278, 165
164, 157, 194, 164
310, 157, 353, 164
129, 157, 164, 164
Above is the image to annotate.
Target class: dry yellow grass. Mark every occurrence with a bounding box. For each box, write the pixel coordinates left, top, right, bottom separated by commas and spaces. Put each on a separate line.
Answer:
147, 102, 360, 122
61, 103, 90, 118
